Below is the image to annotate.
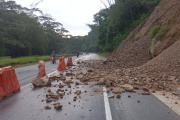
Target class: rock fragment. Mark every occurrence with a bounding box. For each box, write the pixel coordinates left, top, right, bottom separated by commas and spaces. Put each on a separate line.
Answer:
54, 103, 62, 109
122, 84, 134, 92
44, 106, 51, 110
142, 87, 149, 92
108, 95, 114, 98
141, 92, 150, 95
75, 90, 81, 95
117, 94, 121, 98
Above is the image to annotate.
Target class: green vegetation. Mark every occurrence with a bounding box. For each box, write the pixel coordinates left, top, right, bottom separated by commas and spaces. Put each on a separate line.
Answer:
0, 1, 68, 57
0, 0, 162, 62
0, 56, 50, 67
150, 25, 160, 39
97, 53, 108, 58
85, 0, 162, 53
148, 44, 153, 59
156, 27, 169, 40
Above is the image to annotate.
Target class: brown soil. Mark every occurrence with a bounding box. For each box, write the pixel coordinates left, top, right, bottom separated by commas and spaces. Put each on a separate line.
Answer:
88, 0, 180, 92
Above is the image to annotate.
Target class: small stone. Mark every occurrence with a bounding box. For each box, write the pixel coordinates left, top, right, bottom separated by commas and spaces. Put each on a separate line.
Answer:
75, 82, 80, 85
59, 83, 65, 88
73, 96, 77, 101
58, 92, 65, 96
54, 103, 62, 109
122, 84, 134, 92
108, 95, 114, 98
48, 89, 51, 92
44, 106, 51, 110
128, 95, 131, 98
137, 100, 140, 103
87, 68, 93, 72
141, 92, 150, 95
175, 102, 178, 104
117, 94, 121, 98
75, 90, 81, 95
172, 92, 178, 96
142, 87, 149, 92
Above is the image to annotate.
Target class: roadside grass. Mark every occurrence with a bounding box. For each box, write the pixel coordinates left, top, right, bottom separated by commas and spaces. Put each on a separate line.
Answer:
0, 56, 50, 68
97, 53, 108, 58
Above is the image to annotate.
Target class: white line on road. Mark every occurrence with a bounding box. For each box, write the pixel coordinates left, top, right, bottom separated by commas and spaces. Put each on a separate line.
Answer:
103, 87, 113, 120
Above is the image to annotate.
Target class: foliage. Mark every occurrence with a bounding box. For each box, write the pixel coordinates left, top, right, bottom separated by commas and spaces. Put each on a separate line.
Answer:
0, 0, 162, 58
0, 1, 67, 57
156, 27, 169, 40
97, 52, 108, 58
150, 25, 160, 39
0, 56, 50, 67
85, 0, 162, 52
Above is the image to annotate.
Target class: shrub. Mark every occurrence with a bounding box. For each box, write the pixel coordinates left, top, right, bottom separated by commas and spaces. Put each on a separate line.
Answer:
150, 25, 160, 39
156, 27, 169, 40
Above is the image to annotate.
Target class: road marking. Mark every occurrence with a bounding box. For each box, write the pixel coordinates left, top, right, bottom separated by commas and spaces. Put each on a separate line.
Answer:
103, 87, 113, 120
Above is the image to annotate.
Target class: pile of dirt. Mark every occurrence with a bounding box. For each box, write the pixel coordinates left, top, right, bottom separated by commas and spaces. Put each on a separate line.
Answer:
82, 0, 180, 92
104, 0, 180, 70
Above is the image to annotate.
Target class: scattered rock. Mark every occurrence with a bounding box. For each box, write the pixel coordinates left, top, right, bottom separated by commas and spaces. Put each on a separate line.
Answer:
122, 84, 134, 92
75, 90, 81, 95
96, 78, 105, 85
141, 92, 150, 95
105, 81, 112, 87
73, 96, 77, 101
59, 83, 65, 88
142, 87, 149, 92
172, 92, 178, 96
66, 72, 73, 76
44, 106, 51, 110
48, 89, 51, 92
75, 82, 80, 85
117, 94, 121, 98
57, 92, 65, 96
61, 76, 66, 81
87, 68, 93, 72
108, 95, 114, 98
112, 87, 121, 94
168, 76, 176, 81
54, 103, 62, 109
32, 76, 51, 87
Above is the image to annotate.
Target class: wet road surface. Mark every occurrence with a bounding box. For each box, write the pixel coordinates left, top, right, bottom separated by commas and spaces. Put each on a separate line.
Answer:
15, 55, 81, 85
0, 54, 179, 120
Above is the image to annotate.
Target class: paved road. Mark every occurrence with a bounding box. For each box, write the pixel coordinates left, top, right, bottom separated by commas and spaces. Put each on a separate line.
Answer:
0, 54, 179, 120
15, 55, 79, 85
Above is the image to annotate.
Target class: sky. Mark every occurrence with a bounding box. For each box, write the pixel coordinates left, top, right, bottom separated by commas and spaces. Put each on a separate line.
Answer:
12, 0, 104, 36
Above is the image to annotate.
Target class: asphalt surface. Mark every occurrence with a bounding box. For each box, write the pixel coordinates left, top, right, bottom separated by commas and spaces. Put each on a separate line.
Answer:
15, 55, 79, 85
0, 54, 180, 120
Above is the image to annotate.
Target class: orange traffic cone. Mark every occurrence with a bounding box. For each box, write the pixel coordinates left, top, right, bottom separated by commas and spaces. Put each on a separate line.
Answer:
57, 57, 64, 71
67, 57, 73, 66
37, 61, 46, 79
62, 56, 66, 70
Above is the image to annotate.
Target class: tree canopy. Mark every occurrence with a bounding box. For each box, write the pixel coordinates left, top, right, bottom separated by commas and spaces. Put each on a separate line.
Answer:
85, 0, 162, 52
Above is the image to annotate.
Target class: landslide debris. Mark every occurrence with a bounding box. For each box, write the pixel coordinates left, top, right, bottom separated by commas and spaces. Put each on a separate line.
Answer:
32, 0, 180, 113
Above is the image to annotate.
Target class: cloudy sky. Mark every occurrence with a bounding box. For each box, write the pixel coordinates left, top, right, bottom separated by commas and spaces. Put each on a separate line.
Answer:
13, 0, 104, 36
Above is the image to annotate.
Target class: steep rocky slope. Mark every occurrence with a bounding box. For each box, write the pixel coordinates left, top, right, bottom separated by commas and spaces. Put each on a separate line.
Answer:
102, 0, 180, 91
106, 0, 180, 70
81, 0, 180, 92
